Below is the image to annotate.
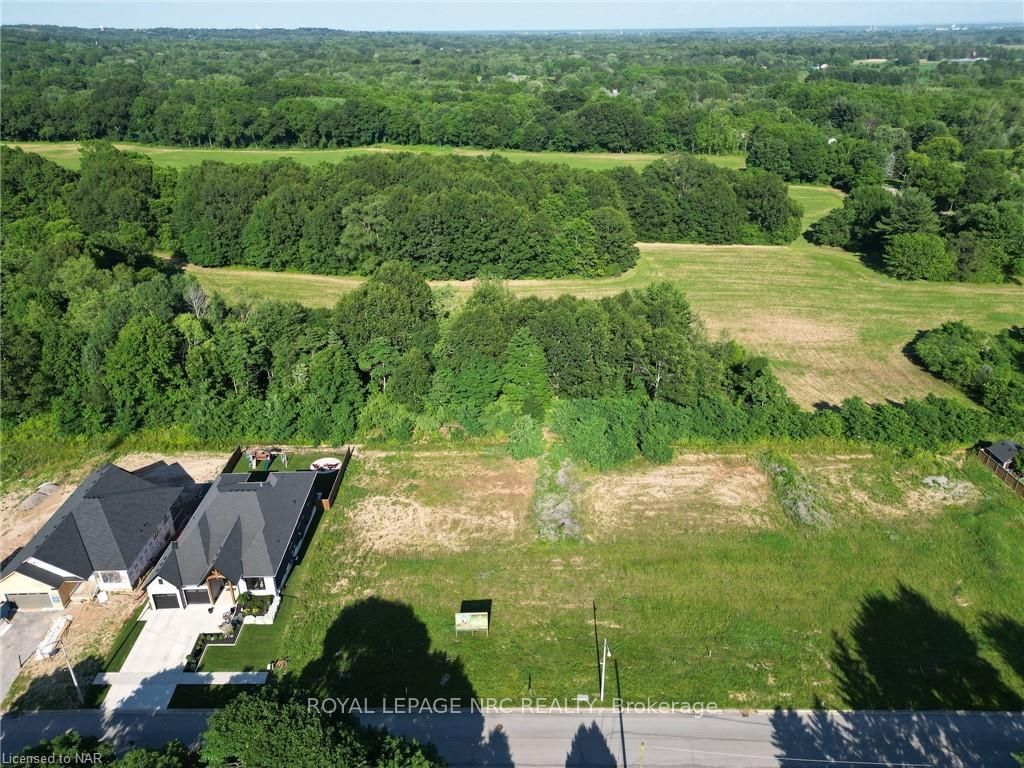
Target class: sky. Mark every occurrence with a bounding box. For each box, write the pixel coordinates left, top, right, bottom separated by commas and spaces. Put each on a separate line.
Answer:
1, 1, 1021, 31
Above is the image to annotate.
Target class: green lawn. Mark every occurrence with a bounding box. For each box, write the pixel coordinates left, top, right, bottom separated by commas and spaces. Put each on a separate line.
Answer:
192, 446, 1024, 710
102, 605, 147, 673
5, 140, 742, 172
167, 684, 254, 709
198, 603, 293, 673
185, 184, 1022, 406
227, 450, 341, 474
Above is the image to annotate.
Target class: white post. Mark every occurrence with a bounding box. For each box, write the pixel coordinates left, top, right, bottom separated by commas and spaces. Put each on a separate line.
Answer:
599, 638, 611, 701
60, 640, 84, 705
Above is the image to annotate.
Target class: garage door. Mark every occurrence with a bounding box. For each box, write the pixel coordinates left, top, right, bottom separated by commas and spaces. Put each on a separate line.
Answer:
184, 589, 210, 605
151, 593, 180, 610
6, 593, 56, 611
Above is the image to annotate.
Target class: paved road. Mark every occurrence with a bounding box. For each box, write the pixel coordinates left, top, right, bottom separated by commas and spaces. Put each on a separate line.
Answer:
0, 710, 212, 756
3, 708, 1023, 766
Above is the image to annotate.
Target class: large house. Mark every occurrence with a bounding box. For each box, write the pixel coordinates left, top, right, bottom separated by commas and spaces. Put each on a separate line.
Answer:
145, 469, 332, 610
0, 465, 184, 611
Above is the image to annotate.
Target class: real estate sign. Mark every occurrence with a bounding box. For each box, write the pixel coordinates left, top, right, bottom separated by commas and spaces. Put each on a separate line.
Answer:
455, 611, 489, 635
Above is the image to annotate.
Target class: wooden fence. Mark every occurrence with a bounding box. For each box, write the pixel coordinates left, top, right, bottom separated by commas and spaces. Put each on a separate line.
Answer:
977, 449, 1024, 498
222, 446, 243, 475
326, 446, 354, 507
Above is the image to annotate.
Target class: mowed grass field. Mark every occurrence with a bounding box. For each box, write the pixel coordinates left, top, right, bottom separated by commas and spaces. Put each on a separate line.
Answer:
185, 185, 1023, 406
5, 140, 743, 172
199, 445, 1024, 709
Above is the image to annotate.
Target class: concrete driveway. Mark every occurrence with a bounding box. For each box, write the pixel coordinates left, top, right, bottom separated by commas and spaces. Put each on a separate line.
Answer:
0, 611, 54, 702
103, 591, 239, 712
121, 594, 232, 675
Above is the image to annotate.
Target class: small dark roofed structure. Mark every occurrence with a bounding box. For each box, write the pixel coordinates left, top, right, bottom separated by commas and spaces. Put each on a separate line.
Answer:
985, 440, 1022, 470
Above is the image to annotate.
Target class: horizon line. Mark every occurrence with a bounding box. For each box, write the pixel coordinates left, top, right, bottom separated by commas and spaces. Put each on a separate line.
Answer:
5, 21, 1024, 32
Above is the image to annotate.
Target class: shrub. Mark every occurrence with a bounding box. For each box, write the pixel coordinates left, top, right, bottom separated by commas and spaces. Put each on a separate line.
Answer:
639, 402, 674, 463
357, 392, 415, 443
882, 232, 954, 280
507, 415, 545, 459
806, 207, 852, 247
551, 397, 642, 470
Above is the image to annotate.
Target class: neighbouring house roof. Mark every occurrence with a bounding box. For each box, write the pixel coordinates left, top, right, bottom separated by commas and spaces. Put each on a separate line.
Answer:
987, 440, 1022, 465
0, 465, 183, 586
150, 471, 320, 589
13, 561, 67, 589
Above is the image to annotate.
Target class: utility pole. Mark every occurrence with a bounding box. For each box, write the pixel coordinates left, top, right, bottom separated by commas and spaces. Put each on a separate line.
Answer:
60, 639, 84, 705
599, 638, 611, 701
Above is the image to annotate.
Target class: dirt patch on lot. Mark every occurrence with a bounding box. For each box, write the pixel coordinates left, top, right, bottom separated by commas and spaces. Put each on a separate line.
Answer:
905, 476, 981, 513
115, 452, 228, 485
582, 454, 773, 536
801, 457, 980, 519
347, 450, 537, 554
3, 593, 142, 711
0, 486, 76, 563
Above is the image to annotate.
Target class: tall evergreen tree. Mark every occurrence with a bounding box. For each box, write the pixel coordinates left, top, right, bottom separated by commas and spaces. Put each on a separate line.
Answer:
875, 188, 941, 240
500, 328, 553, 419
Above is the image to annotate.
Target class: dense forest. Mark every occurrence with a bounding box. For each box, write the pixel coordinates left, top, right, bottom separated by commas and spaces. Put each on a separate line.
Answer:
1, 144, 1003, 470
3, 27, 1023, 163
807, 153, 1024, 282
1, 144, 802, 278
4, 27, 1023, 282
1, 28, 1022, 467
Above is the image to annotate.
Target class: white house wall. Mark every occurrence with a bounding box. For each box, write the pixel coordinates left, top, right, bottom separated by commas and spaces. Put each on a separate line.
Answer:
146, 575, 182, 604
239, 577, 276, 596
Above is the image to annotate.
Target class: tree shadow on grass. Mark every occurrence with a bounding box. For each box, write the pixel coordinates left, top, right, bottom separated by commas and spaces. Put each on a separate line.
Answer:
291, 596, 514, 766
5, 653, 106, 713
771, 583, 1024, 768
831, 583, 1022, 710
982, 613, 1024, 684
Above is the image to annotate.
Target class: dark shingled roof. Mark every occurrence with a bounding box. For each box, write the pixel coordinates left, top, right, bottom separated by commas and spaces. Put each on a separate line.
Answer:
987, 440, 1022, 465
151, 471, 319, 588
0, 465, 183, 586
15, 561, 67, 589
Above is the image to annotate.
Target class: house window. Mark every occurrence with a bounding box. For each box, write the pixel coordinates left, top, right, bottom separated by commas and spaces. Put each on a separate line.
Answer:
98, 571, 126, 585
246, 577, 265, 591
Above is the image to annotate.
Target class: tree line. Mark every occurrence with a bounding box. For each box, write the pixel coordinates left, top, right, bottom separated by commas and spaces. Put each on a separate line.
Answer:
1, 155, 1001, 469
3, 144, 802, 280
3, 27, 1021, 164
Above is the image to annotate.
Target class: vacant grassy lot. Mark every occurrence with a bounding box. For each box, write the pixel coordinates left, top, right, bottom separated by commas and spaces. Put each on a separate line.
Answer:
5, 140, 743, 172
186, 185, 1022, 406
200, 445, 1024, 710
